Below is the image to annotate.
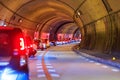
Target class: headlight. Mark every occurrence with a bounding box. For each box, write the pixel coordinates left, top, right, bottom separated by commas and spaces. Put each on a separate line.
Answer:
1, 68, 18, 80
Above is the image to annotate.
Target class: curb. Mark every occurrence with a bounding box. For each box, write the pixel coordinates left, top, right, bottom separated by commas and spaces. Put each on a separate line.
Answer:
73, 48, 120, 69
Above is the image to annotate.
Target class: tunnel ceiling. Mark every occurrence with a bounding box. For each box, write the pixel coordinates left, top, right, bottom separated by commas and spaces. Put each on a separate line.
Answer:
0, 0, 119, 36
0, 0, 83, 31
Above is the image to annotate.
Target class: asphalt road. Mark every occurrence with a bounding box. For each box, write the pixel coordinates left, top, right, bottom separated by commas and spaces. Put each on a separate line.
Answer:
29, 43, 120, 80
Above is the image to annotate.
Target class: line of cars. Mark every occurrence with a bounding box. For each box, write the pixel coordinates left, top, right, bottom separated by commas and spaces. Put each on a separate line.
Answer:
0, 26, 36, 80
24, 36, 37, 57
33, 39, 48, 50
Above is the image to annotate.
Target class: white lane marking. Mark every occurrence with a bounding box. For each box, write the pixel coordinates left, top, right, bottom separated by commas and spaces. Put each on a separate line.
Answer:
46, 66, 53, 68
36, 66, 43, 68
36, 61, 42, 63
48, 69, 56, 72
38, 53, 44, 56
36, 63, 42, 66
102, 65, 109, 68
0, 62, 9, 66
37, 74, 46, 77
45, 63, 51, 66
37, 69, 44, 72
89, 61, 94, 63
95, 63, 101, 65
51, 73, 60, 77
112, 69, 120, 72
37, 51, 45, 53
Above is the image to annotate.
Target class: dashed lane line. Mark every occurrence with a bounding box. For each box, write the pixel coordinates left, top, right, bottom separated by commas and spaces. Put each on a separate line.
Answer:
37, 74, 46, 78
41, 50, 53, 80
101, 65, 109, 68
36, 66, 43, 68
45, 63, 52, 66
48, 69, 56, 72
95, 63, 101, 65
111, 68, 120, 72
36, 63, 42, 66
86, 59, 120, 73
37, 69, 44, 72
51, 73, 60, 77
30, 49, 60, 80
46, 66, 54, 69
89, 60, 95, 63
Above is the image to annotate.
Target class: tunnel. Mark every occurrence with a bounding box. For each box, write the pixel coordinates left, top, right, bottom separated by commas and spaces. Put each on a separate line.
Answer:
0, 0, 120, 58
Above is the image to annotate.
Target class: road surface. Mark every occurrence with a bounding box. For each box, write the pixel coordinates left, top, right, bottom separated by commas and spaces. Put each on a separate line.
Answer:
29, 43, 120, 80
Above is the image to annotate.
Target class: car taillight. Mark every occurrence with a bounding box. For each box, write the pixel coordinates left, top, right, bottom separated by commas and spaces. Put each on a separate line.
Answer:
20, 38, 25, 50
13, 34, 25, 55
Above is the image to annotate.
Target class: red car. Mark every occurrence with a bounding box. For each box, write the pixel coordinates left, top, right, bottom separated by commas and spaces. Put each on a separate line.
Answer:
24, 36, 37, 57
0, 26, 29, 80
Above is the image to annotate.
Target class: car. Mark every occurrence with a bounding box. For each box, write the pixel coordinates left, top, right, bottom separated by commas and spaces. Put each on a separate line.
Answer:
0, 26, 29, 80
33, 39, 40, 49
50, 41, 56, 46
33, 39, 44, 50
27, 44, 37, 57
24, 36, 37, 57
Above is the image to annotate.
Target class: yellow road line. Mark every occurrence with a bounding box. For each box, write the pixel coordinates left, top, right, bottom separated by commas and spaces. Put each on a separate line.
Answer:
42, 50, 52, 80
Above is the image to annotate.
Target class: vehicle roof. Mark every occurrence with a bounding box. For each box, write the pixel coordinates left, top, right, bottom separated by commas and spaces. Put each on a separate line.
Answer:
0, 26, 22, 33
0, 26, 14, 30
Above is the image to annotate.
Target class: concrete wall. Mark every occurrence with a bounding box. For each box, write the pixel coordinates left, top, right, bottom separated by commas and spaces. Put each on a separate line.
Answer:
70, 0, 120, 57
79, 10, 120, 57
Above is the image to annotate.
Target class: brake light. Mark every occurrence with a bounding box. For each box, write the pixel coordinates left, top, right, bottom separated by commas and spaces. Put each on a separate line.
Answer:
13, 33, 25, 54
20, 38, 25, 50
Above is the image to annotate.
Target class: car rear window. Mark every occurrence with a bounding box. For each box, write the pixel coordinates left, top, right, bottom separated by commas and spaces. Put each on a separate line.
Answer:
0, 31, 12, 57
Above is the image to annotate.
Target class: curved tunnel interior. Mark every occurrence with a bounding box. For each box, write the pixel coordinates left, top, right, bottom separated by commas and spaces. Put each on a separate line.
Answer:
0, 0, 120, 57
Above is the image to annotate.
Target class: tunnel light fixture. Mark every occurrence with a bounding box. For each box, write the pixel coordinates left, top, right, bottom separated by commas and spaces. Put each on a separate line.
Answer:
77, 11, 81, 16
77, 10, 82, 16
36, 24, 40, 27
18, 18, 23, 23
112, 57, 116, 60
76, 10, 83, 18
97, 20, 101, 23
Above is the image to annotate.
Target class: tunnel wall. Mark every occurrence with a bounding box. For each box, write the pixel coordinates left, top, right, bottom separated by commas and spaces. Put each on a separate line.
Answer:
0, 3, 36, 39
80, 10, 120, 57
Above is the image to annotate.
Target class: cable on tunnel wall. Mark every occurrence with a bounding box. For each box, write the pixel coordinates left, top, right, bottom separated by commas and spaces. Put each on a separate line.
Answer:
73, 0, 86, 21
0, 1, 44, 30
0, 1, 76, 30
8, 0, 35, 23
77, 1, 120, 56
74, 0, 87, 13
45, 20, 74, 41
102, 0, 113, 54
56, 0, 75, 11
37, 17, 57, 36
0, 1, 43, 24
54, 21, 74, 34
0, 1, 58, 30
57, 0, 81, 20
73, 27, 80, 36
78, 8, 120, 30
